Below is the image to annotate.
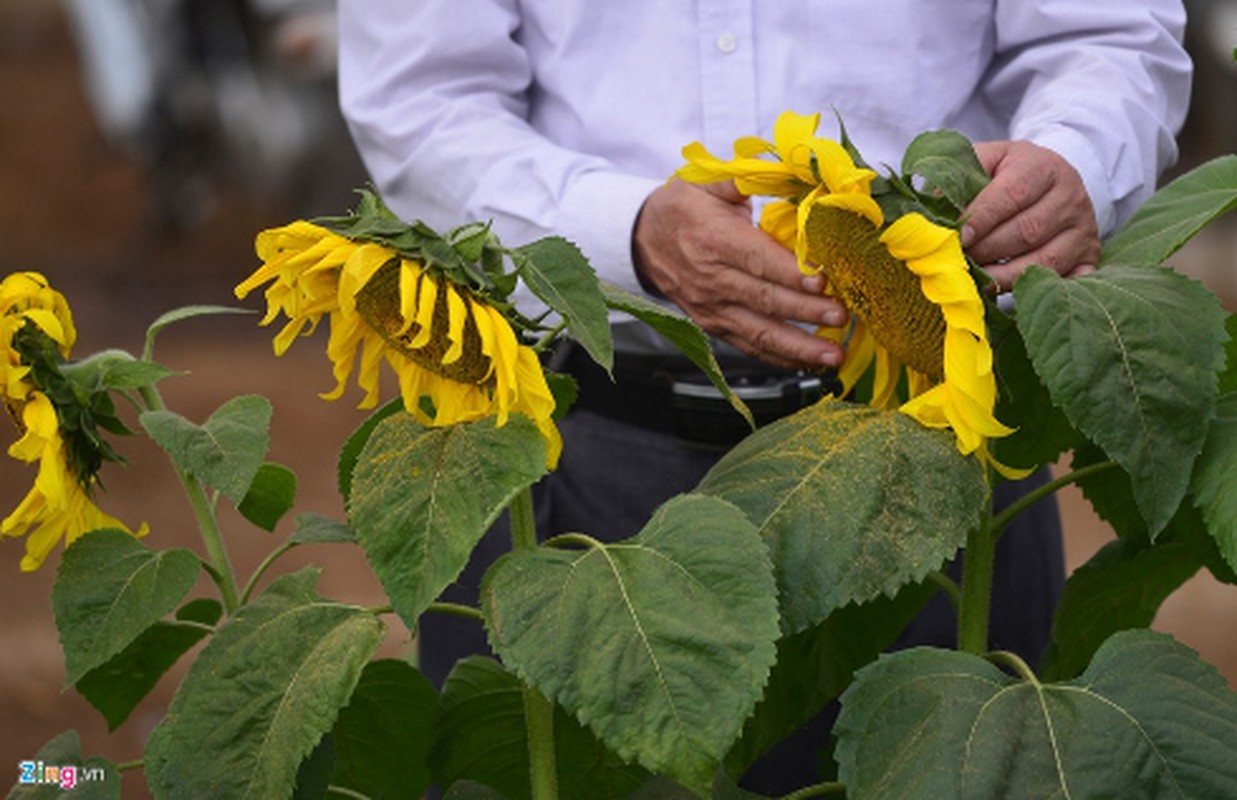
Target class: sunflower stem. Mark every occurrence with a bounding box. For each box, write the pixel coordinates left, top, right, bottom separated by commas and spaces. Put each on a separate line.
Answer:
990, 460, 1118, 541
957, 507, 995, 656
138, 385, 241, 615
531, 320, 568, 353
509, 486, 558, 800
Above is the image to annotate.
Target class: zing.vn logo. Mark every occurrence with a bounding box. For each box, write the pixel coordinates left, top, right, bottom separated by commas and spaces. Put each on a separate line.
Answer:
17, 761, 105, 790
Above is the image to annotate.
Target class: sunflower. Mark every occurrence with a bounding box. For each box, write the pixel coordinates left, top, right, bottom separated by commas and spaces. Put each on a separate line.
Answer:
1, 272, 147, 572
676, 112, 1022, 476
235, 221, 562, 467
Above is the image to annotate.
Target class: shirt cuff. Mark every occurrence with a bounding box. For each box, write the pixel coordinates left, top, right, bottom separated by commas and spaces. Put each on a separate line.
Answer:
556, 170, 664, 295
1028, 126, 1116, 237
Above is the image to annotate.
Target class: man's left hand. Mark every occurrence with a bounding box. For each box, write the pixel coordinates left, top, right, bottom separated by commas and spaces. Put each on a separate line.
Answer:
963, 141, 1100, 291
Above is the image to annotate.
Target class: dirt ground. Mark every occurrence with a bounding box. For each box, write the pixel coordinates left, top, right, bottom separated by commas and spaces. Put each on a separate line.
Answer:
1, 2, 1235, 797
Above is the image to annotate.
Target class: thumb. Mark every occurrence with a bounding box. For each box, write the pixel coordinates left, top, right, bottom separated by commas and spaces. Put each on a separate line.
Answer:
699, 180, 750, 206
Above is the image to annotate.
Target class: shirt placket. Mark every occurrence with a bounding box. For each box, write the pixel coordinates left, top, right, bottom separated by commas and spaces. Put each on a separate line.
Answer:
696, 0, 758, 155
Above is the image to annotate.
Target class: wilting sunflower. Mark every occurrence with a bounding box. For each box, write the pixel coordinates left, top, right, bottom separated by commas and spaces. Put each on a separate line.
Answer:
1, 272, 147, 571
235, 221, 562, 467
676, 111, 1023, 476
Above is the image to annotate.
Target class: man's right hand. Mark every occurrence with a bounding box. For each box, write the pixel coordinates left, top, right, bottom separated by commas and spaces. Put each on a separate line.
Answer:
632, 180, 846, 371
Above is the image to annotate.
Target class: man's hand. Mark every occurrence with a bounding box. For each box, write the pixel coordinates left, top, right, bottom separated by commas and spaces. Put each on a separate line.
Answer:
964, 141, 1100, 291
632, 180, 846, 370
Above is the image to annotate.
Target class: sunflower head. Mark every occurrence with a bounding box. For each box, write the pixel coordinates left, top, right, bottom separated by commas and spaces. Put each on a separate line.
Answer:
2, 272, 146, 571
676, 113, 1025, 477
236, 194, 563, 468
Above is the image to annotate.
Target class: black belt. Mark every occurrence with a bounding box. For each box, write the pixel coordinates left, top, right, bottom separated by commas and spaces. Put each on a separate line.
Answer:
556, 344, 837, 449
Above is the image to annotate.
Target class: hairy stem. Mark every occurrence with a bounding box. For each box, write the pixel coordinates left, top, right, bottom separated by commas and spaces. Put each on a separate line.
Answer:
139, 385, 240, 614
958, 511, 995, 656
509, 486, 558, 800
991, 459, 1118, 539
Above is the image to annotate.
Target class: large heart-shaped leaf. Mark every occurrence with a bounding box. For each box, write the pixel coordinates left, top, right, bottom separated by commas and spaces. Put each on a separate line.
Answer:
698, 397, 986, 634
144, 569, 385, 800
1015, 265, 1227, 534
328, 660, 438, 800
835, 630, 1237, 798
349, 413, 547, 631
140, 395, 272, 504
482, 494, 779, 796
53, 529, 201, 686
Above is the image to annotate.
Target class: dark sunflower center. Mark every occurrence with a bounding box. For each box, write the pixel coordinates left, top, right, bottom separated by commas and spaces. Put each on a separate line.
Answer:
354, 259, 492, 384
804, 206, 945, 380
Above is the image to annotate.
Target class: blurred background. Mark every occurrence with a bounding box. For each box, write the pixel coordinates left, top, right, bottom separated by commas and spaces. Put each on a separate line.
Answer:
1, 1, 1234, 796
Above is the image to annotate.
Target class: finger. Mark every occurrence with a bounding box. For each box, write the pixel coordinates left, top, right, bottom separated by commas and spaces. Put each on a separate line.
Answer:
963, 165, 1055, 250
965, 191, 1071, 267
982, 227, 1101, 291
709, 305, 845, 369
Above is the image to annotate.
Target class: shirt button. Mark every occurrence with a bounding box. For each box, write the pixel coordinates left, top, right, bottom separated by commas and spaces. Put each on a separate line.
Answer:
716, 32, 738, 54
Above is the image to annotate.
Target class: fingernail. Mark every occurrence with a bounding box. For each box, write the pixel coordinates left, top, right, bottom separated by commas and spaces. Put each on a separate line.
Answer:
820, 348, 842, 368
822, 308, 845, 327
802, 275, 823, 293
961, 225, 975, 247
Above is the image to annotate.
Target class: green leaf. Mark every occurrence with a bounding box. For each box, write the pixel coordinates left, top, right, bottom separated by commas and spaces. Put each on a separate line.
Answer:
350, 413, 547, 631
836, 630, 1237, 799
698, 397, 986, 634
76, 599, 222, 731
1099, 155, 1237, 267
991, 320, 1081, 471
511, 236, 614, 371
337, 398, 403, 502
144, 569, 385, 800
601, 282, 754, 428
53, 529, 201, 687
1039, 538, 1200, 681
900, 129, 989, 214
144, 305, 254, 360
7, 731, 119, 800
96, 359, 181, 391
483, 494, 779, 796
723, 581, 936, 779
1192, 392, 1237, 573
1220, 315, 1237, 395
238, 462, 298, 532
432, 657, 651, 800
329, 660, 437, 800
288, 513, 358, 546
140, 395, 273, 504
1015, 265, 1227, 534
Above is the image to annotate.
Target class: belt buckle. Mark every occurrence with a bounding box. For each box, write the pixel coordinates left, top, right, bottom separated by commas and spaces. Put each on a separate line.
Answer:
669, 371, 828, 449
